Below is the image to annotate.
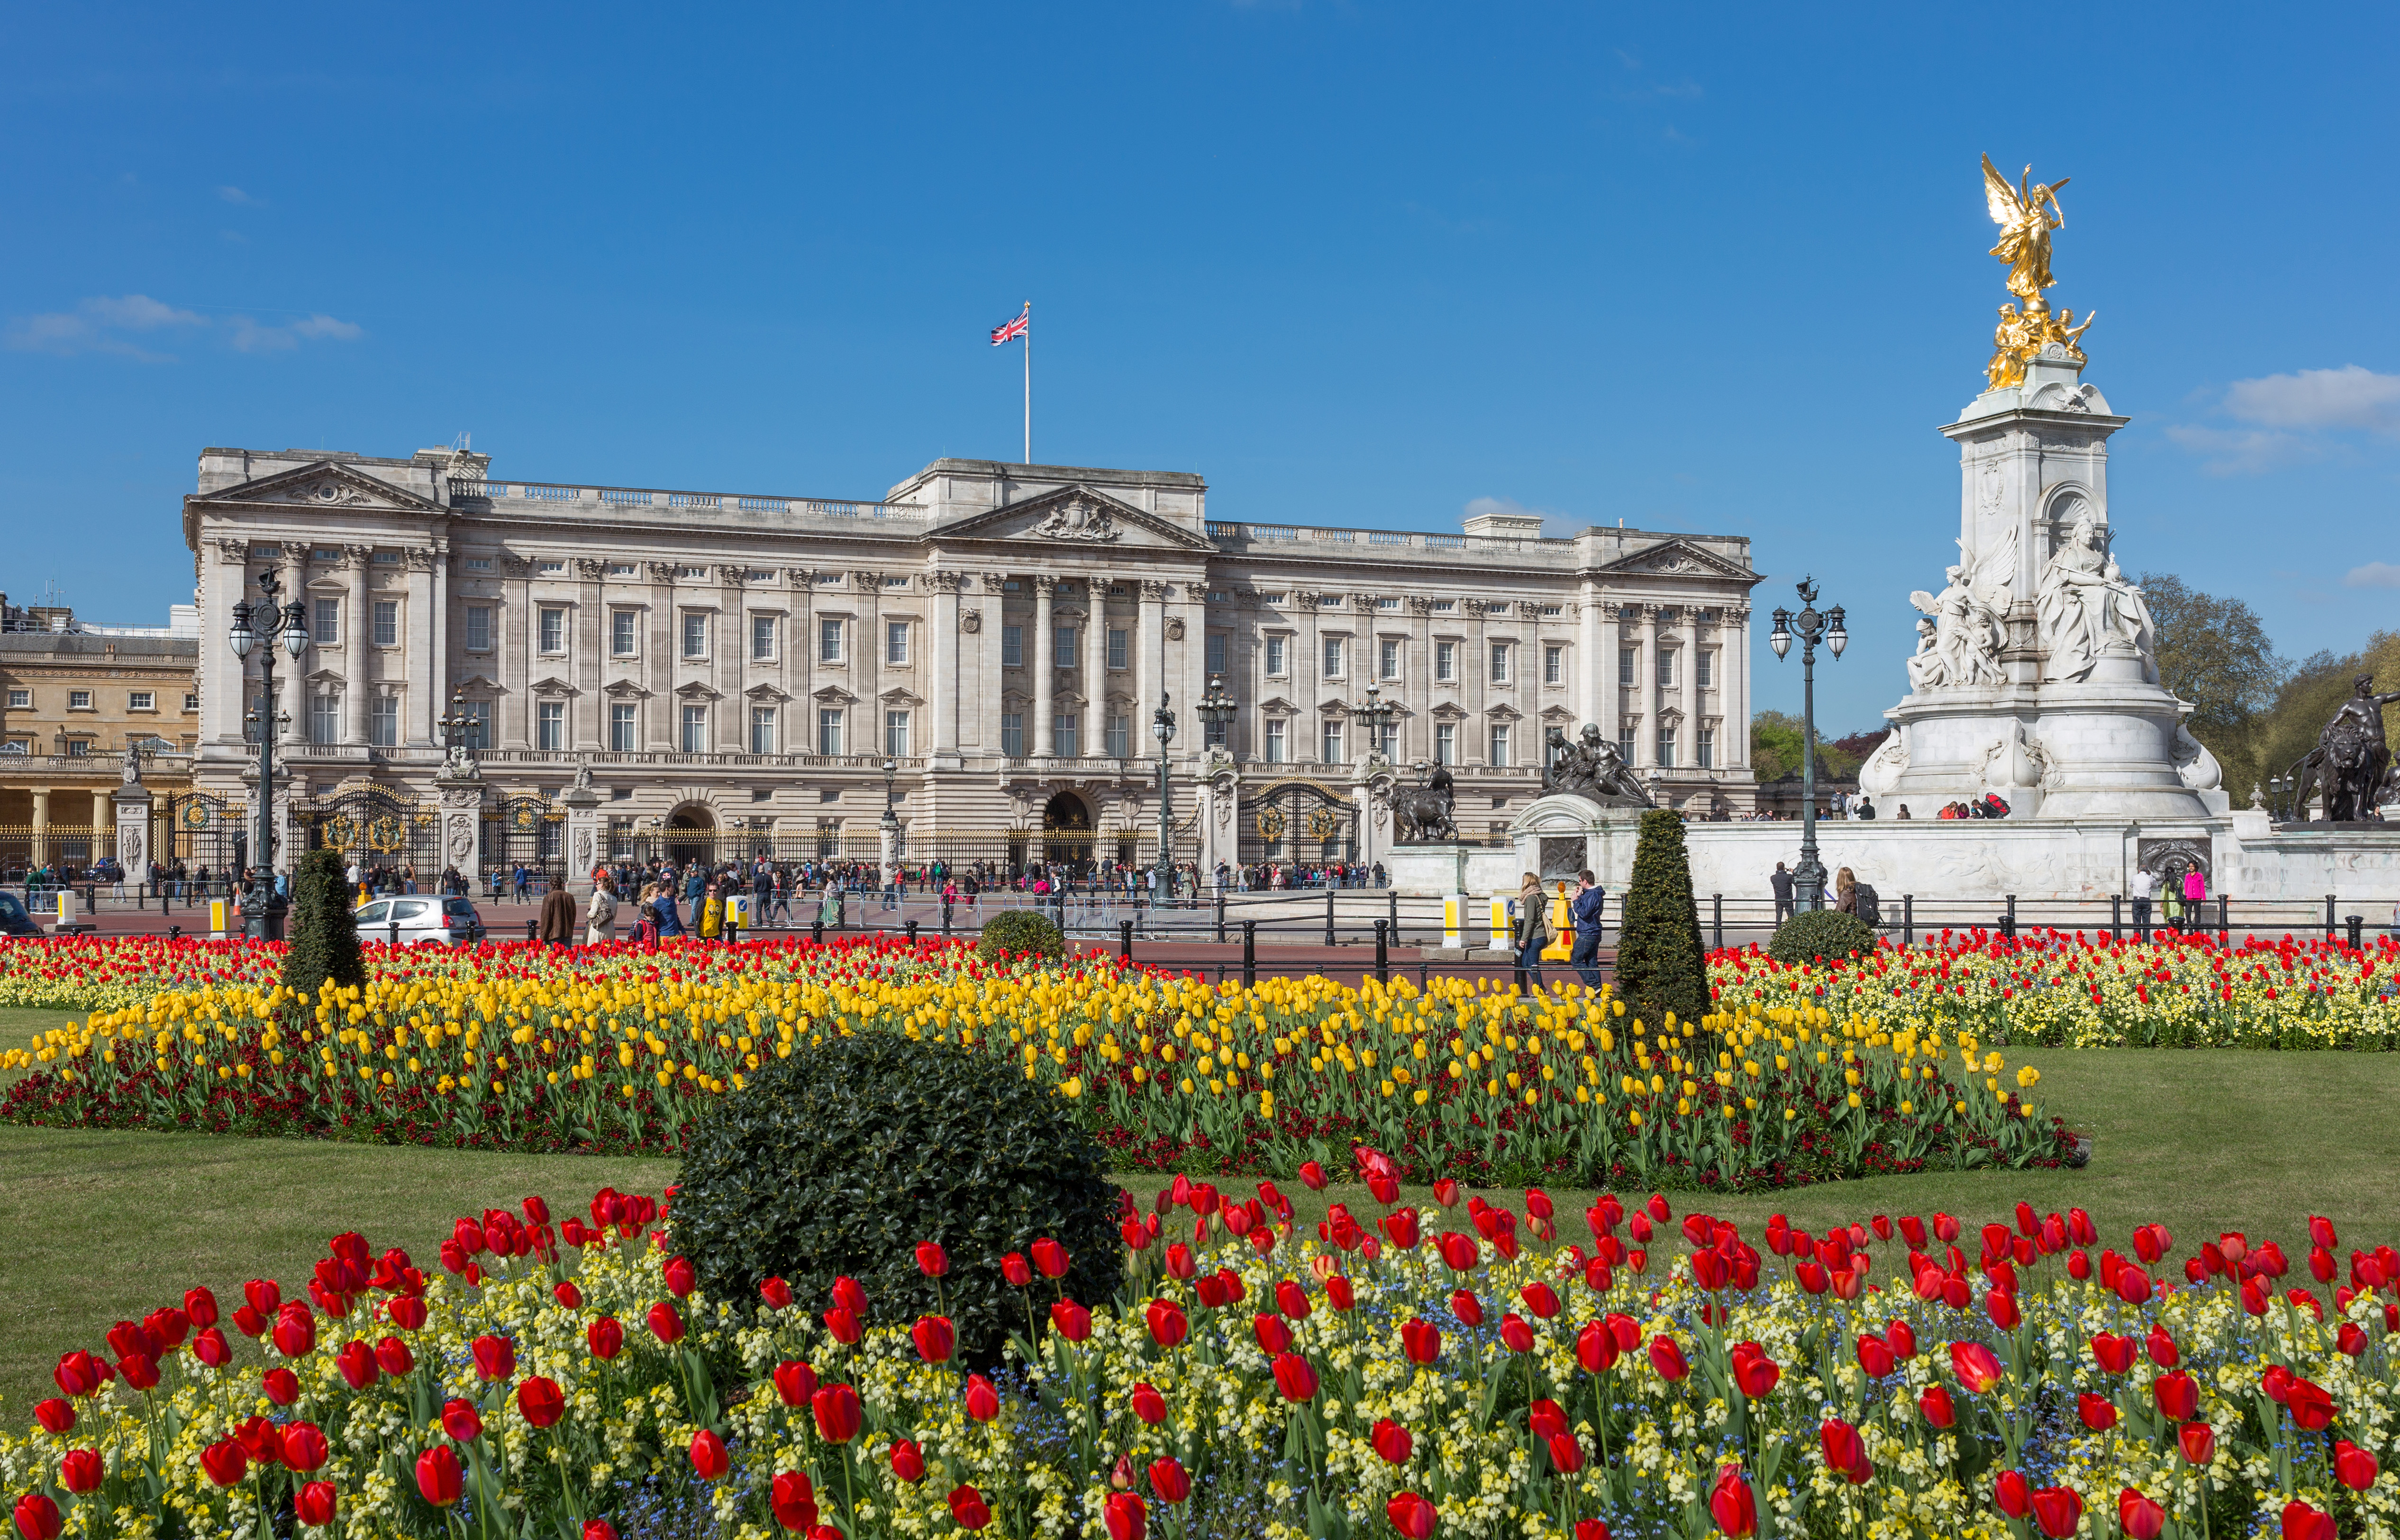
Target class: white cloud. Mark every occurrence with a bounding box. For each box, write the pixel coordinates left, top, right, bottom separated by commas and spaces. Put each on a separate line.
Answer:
2222, 364, 2400, 434
217, 185, 263, 206
2343, 562, 2400, 589
2160, 424, 2320, 476
6, 295, 361, 360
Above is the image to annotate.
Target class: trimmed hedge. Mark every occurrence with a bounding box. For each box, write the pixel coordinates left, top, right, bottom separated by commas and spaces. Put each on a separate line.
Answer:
1615, 809, 1708, 1032
282, 846, 366, 999
977, 908, 1065, 965
1768, 909, 1881, 967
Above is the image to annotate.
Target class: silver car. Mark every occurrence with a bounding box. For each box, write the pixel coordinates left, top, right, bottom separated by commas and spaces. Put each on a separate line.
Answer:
355, 894, 486, 947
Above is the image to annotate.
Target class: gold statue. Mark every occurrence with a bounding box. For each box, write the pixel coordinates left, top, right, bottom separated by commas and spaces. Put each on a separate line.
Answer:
1986, 304, 2035, 390
1981, 154, 2069, 302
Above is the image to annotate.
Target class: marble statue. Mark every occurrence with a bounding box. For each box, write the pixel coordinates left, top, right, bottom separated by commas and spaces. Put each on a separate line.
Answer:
121, 741, 144, 787
2037, 515, 2155, 682
1391, 763, 1460, 843
1541, 723, 1653, 806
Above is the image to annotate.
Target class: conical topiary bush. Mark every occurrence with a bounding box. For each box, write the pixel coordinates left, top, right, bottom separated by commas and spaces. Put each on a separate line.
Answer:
282, 846, 367, 998
1614, 807, 1708, 1034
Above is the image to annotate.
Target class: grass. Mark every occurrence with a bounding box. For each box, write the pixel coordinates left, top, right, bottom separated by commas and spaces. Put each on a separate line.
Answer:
7, 1004, 2400, 1414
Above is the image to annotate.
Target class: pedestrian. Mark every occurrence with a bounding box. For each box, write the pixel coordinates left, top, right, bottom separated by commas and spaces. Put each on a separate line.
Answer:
653, 881, 685, 939
538, 875, 577, 948
1770, 861, 1796, 925
1512, 871, 1552, 992
2129, 865, 2154, 938
1833, 866, 1858, 914
2182, 863, 2208, 929
1568, 869, 1607, 988
941, 879, 957, 929
585, 872, 619, 946
1853, 796, 1876, 821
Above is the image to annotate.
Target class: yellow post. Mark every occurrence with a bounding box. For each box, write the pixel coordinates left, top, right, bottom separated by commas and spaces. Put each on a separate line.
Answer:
1487, 895, 1510, 952
1442, 895, 1464, 950
1543, 879, 1575, 961
209, 898, 229, 939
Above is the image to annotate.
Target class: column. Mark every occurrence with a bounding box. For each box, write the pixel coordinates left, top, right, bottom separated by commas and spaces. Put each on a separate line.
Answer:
573, 560, 603, 752
1727, 606, 1752, 770
932, 571, 962, 761
93, 789, 112, 869
505, 561, 533, 751
429, 541, 450, 748
403, 549, 434, 746
1599, 602, 1622, 757
1641, 603, 1663, 767
1138, 581, 1167, 725
1180, 583, 1208, 752
1682, 604, 1701, 772
282, 544, 309, 747
1032, 576, 1057, 760
788, 569, 814, 752
344, 547, 371, 745
31, 787, 50, 869
853, 570, 883, 761
1578, 580, 1602, 730
646, 564, 675, 752
718, 568, 744, 754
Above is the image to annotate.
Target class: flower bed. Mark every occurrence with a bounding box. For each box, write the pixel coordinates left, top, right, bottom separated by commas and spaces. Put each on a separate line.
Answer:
4, 1162, 2392, 1539
2, 938, 2066, 1188
1713, 930, 2400, 1050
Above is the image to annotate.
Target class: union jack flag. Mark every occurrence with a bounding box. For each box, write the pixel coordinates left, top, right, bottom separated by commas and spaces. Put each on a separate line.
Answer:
990, 306, 1029, 345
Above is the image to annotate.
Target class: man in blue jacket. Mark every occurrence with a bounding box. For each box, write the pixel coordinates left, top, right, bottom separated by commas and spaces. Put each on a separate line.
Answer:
1568, 869, 1608, 987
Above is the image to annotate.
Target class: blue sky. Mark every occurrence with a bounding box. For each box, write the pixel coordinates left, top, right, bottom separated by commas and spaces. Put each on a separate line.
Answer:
4, 3, 2396, 731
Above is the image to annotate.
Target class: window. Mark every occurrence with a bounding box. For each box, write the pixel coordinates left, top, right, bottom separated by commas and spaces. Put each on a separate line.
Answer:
1206, 634, 1228, 675
465, 606, 493, 652
1051, 711, 1079, 757
1321, 720, 1345, 763
313, 598, 340, 646
1431, 598, 1455, 613
752, 615, 778, 661
816, 708, 844, 756
1490, 643, 1510, 683
1377, 596, 1400, 610
1054, 625, 1078, 669
1697, 727, 1715, 769
463, 700, 491, 750
1489, 723, 1511, 767
1657, 649, 1675, 689
309, 692, 339, 744
69, 689, 92, 710
182, 692, 199, 712
370, 695, 397, 746
1380, 639, 1401, 679
609, 703, 636, 752
537, 559, 564, 575
8, 688, 30, 708
1265, 636, 1287, 675
372, 551, 400, 565
464, 557, 492, 572
887, 620, 909, 665
539, 607, 566, 653
373, 600, 399, 647
752, 707, 779, 754
1544, 645, 1564, 685
1435, 723, 1456, 765
128, 691, 155, 711
1619, 646, 1636, 686
1323, 637, 1344, 678
1105, 715, 1129, 758
1657, 726, 1677, 769
1435, 642, 1456, 682
1619, 726, 1636, 764
1000, 712, 1024, 758
1002, 625, 1024, 668
1264, 718, 1288, 763
1541, 604, 1564, 616
884, 710, 910, 757
682, 612, 709, 658
1106, 628, 1128, 670
1698, 649, 1715, 688
537, 701, 565, 751
612, 610, 638, 656
66, 738, 89, 757
607, 563, 635, 577
681, 705, 709, 752
1373, 717, 1398, 758
819, 617, 845, 662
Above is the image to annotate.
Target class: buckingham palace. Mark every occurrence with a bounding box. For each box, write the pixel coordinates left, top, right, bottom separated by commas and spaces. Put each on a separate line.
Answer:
180, 444, 1762, 879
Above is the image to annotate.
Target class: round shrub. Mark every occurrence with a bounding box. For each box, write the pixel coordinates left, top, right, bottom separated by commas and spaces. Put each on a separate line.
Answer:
670, 1031, 1122, 1364
977, 908, 1065, 965
1768, 909, 1880, 967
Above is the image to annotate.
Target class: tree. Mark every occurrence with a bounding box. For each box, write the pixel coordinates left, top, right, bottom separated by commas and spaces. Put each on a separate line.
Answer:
282, 846, 367, 1000
2138, 571, 2287, 786
1614, 808, 1708, 1035
1750, 710, 1868, 783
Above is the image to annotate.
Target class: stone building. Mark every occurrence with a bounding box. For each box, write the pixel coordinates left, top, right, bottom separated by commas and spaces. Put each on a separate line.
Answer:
0, 601, 200, 875
182, 446, 1761, 881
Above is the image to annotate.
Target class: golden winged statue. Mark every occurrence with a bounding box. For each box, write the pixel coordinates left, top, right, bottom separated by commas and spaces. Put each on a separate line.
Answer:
1982, 154, 2068, 300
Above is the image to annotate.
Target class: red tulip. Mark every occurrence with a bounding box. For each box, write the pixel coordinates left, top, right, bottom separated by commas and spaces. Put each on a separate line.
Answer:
890, 1440, 926, 1483
1104, 1492, 1147, 1540
1574, 1319, 1617, 1373
442, 1399, 482, 1441
1820, 1419, 1870, 1483
232, 1415, 280, 1468
294, 1481, 337, 1527
272, 1310, 317, 1359
13, 1495, 62, 1540
280, 1421, 330, 1473
648, 1301, 685, 1345
965, 1373, 1001, 1422
1031, 1238, 1070, 1279
1548, 1431, 1586, 1474
388, 1295, 428, 1331
518, 1376, 567, 1429
1995, 1469, 2032, 1519
2287, 1377, 2334, 1431
1272, 1351, 1319, 1402
912, 1315, 957, 1365
244, 1278, 282, 1315
2031, 1486, 2082, 1539
1148, 1455, 1191, 1503
1383, 1210, 1421, 1250
59, 1449, 103, 1495
2283, 1501, 2336, 1540
552, 1280, 584, 1309
773, 1360, 817, 1407
2146, 1324, 2179, 1368
1708, 1464, 1757, 1539
2077, 1393, 2118, 1431
760, 1276, 793, 1310
416, 1445, 462, 1507
200, 1439, 248, 1488
1449, 1289, 1484, 1327
1299, 1160, 1328, 1190
2338, 1323, 2368, 1357
1920, 1383, 1957, 1429
1254, 1313, 1293, 1354
948, 1484, 993, 1531
335, 1340, 378, 1390
916, 1241, 950, 1278
263, 1368, 299, 1406
662, 1256, 696, 1298
2119, 1487, 2165, 1540
1386, 1491, 1438, 1539
1648, 1335, 1689, 1381
690, 1429, 729, 1480
1146, 1299, 1189, 1348
830, 1276, 869, 1314
2335, 1439, 2378, 1491
2180, 1421, 2215, 1465
1129, 1382, 1167, 1424
1500, 1314, 1536, 1353
770, 1471, 818, 1532
1051, 1300, 1093, 1341
33, 1399, 74, 1434
471, 1333, 515, 1381
1729, 1342, 1780, 1398
2115, 1264, 2153, 1304
587, 1316, 624, 1360
1276, 1278, 1313, 1321
193, 1327, 231, 1368
1001, 1251, 1033, 1286
2150, 1370, 2196, 1420
1950, 1341, 2003, 1394
811, 1383, 863, 1443
1370, 1416, 1415, 1464
821, 1305, 861, 1345
1326, 1274, 1356, 1311
1437, 1232, 1480, 1272
1574, 1523, 1610, 1540
2090, 1332, 2135, 1373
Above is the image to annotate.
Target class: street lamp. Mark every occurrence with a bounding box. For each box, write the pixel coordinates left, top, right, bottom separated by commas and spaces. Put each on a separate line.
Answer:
227, 569, 310, 938
1353, 684, 1399, 878
1151, 693, 1177, 911
436, 690, 480, 767
1766, 577, 1844, 912
1196, 675, 1237, 750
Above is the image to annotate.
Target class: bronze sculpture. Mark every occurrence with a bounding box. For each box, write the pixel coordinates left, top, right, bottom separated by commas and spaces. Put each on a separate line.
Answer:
2284, 675, 2400, 823
1390, 763, 1460, 843
1542, 724, 1654, 806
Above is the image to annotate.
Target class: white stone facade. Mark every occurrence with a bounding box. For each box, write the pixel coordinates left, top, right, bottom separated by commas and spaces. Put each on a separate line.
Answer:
182, 448, 1761, 874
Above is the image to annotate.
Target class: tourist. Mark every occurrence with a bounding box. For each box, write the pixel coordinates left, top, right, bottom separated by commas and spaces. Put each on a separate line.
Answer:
698, 880, 724, 939
2182, 864, 2208, 928
538, 876, 577, 949
819, 877, 844, 930
1568, 869, 1607, 988
2129, 866, 2154, 938
585, 871, 618, 946
1512, 871, 1551, 991
651, 882, 684, 939
1833, 866, 1858, 915
1770, 861, 1795, 924
1854, 796, 1876, 820
1896, 805, 1912, 820
512, 864, 531, 904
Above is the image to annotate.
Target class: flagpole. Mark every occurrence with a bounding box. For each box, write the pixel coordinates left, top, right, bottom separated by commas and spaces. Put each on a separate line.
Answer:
1022, 300, 1031, 465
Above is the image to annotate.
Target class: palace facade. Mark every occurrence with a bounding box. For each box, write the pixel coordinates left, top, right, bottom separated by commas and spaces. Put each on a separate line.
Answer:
182, 447, 1761, 878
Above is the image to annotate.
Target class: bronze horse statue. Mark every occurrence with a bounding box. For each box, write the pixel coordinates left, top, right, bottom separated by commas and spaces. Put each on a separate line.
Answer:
1391, 764, 1460, 843
2285, 674, 2400, 823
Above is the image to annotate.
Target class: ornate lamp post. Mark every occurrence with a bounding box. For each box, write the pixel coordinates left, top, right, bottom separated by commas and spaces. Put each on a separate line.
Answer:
1150, 693, 1177, 909
1196, 675, 1238, 750
227, 570, 310, 939
1354, 683, 1399, 875
1767, 577, 1845, 912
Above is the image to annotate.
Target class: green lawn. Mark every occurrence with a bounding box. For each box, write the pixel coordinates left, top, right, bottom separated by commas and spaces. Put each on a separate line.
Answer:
7, 1005, 2400, 1414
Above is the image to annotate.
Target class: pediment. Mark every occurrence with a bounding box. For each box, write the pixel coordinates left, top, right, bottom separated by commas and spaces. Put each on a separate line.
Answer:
1317, 697, 1353, 716
455, 673, 502, 693
926, 483, 1215, 553
811, 686, 858, 705
877, 687, 924, 707
1538, 705, 1579, 722
601, 679, 650, 699
1592, 537, 1757, 584
303, 667, 346, 686
1256, 695, 1297, 715
744, 683, 792, 703
999, 688, 1031, 707
189, 459, 441, 515
529, 675, 576, 696
672, 680, 721, 701
1484, 703, 1523, 721
1428, 703, 1467, 723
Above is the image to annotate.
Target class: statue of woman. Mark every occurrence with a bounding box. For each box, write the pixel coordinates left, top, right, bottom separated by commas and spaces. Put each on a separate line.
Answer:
2038, 514, 2147, 681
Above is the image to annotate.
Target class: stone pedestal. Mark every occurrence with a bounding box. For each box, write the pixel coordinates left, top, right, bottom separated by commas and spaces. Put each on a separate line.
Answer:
1506, 794, 1650, 888
115, 786, 153, 881
559, 782, 603, 895
1385, 841, 1517, 900
434, 772, 487, 884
